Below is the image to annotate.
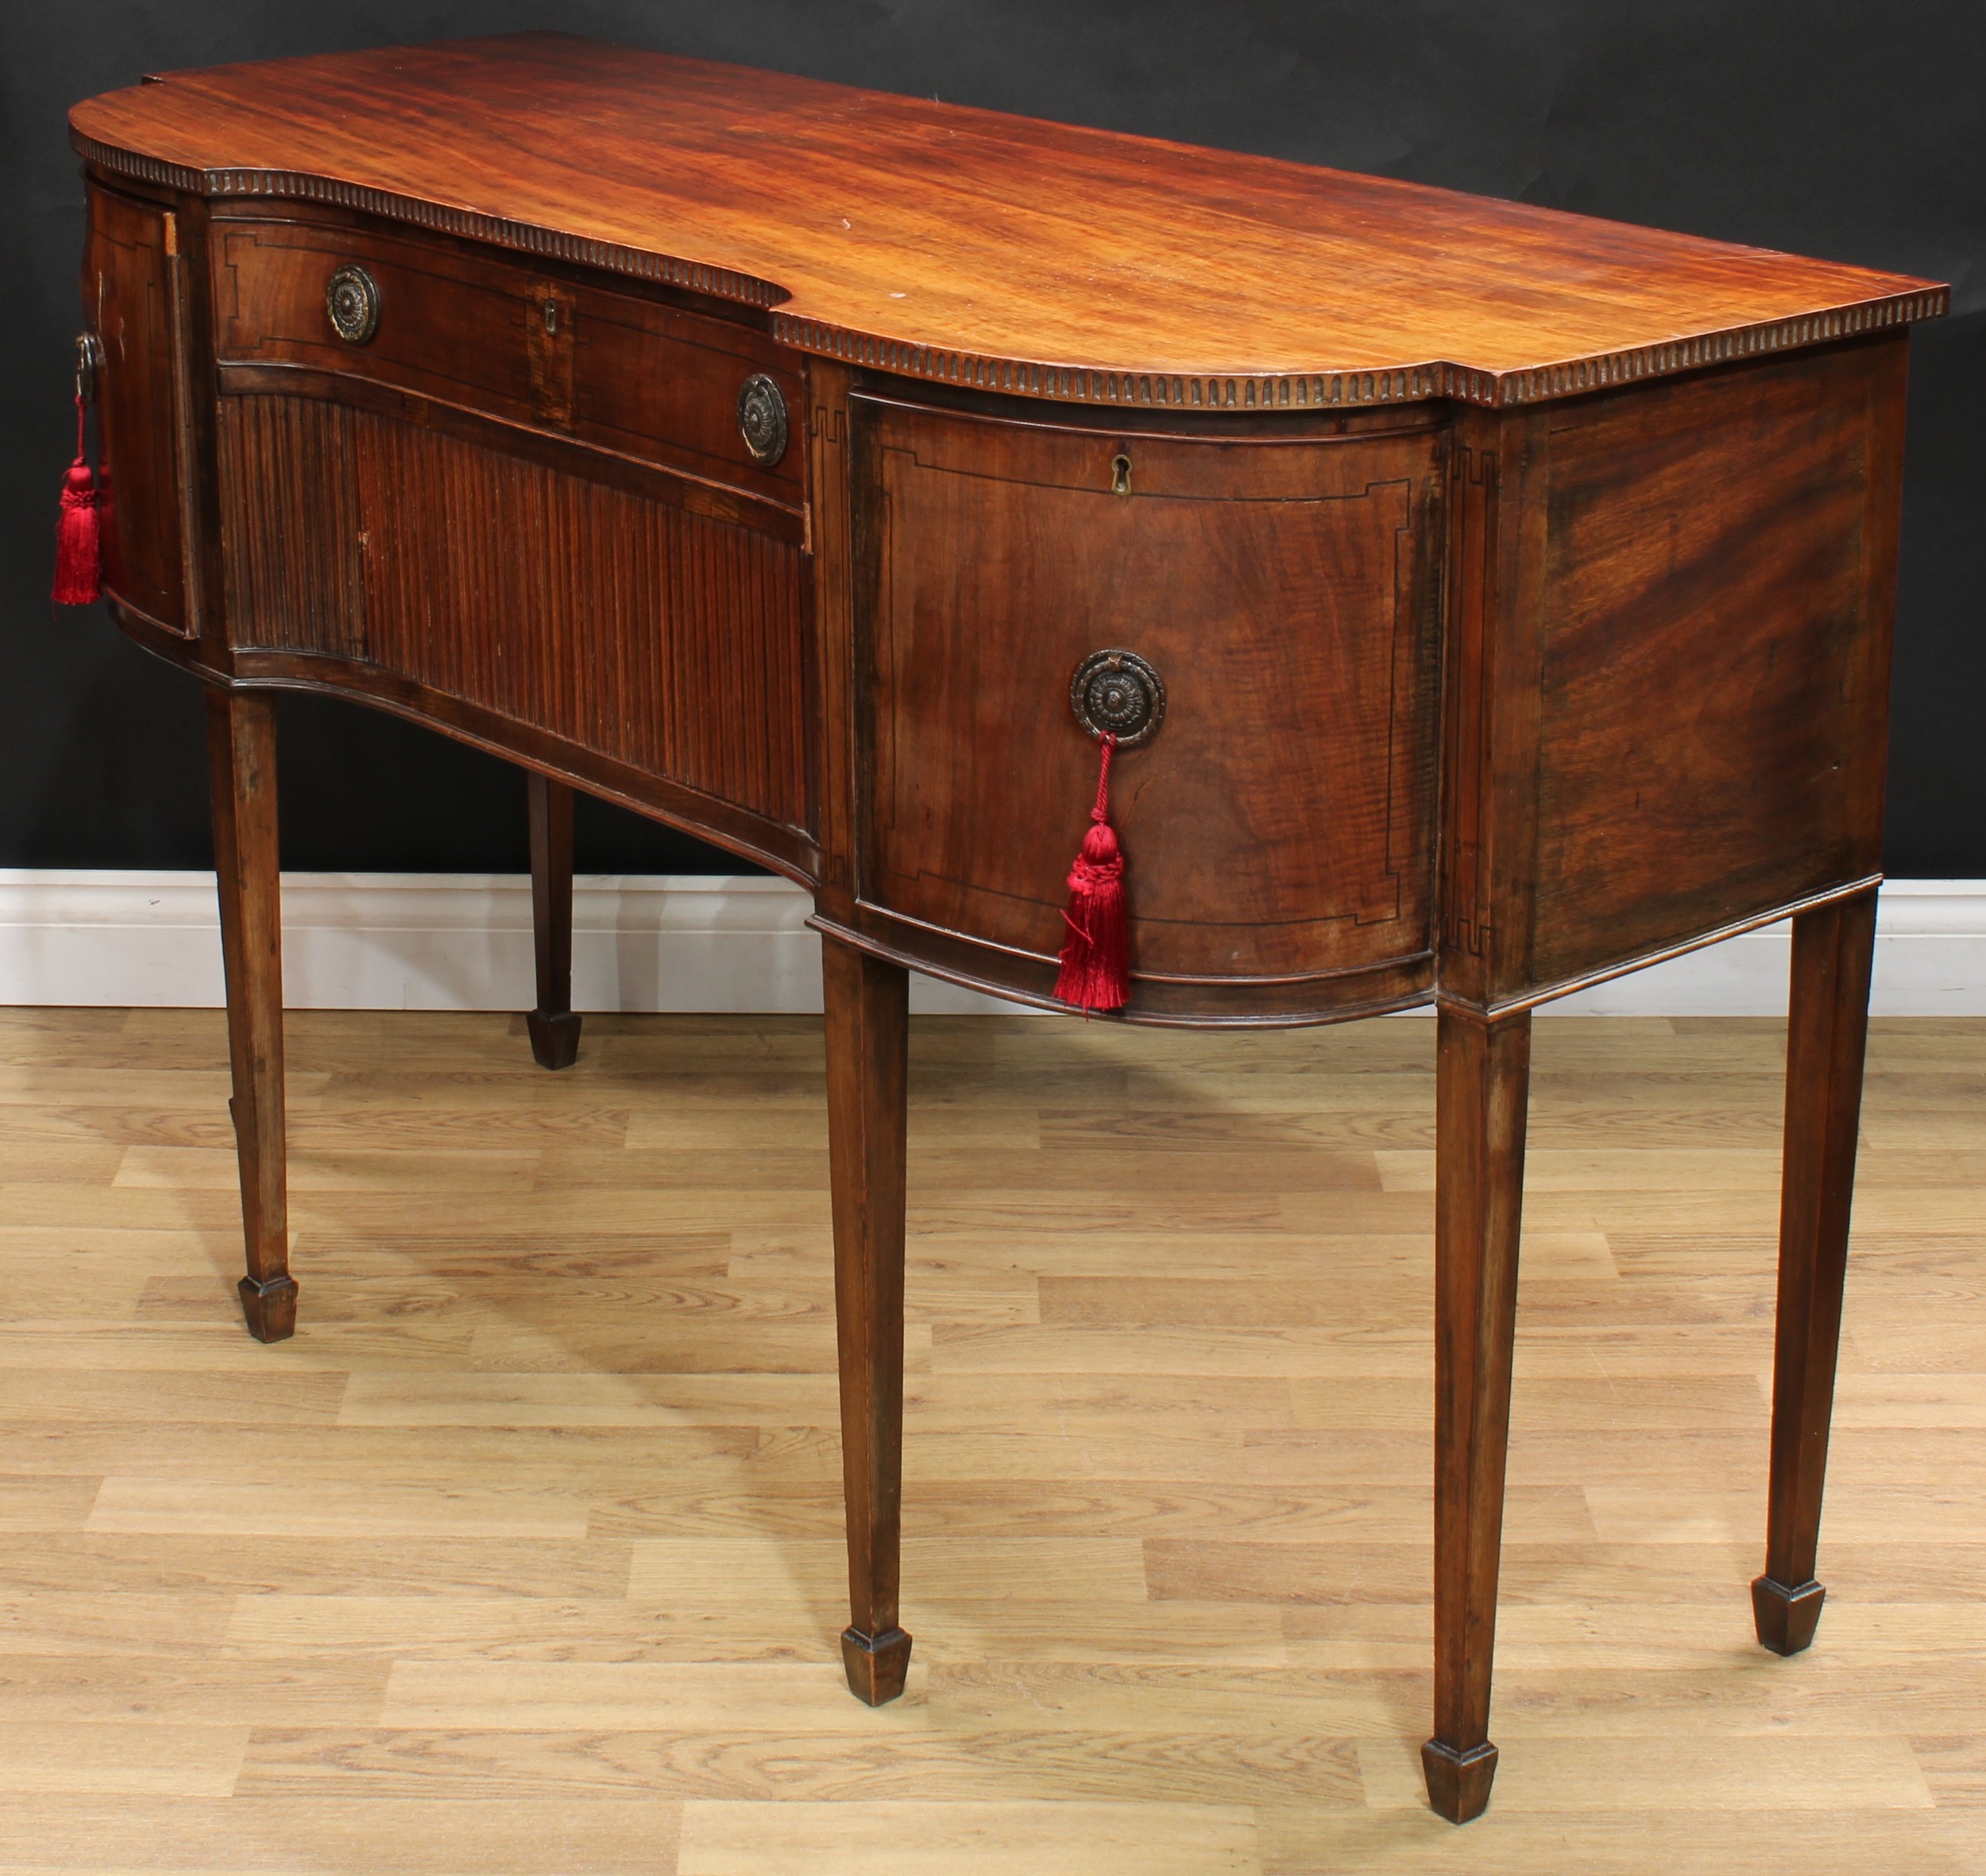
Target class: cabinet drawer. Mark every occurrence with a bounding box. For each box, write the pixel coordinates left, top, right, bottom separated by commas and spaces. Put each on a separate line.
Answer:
211, 216, 803, 504
87, 187, 189, 633
854, 396, 1443, 1004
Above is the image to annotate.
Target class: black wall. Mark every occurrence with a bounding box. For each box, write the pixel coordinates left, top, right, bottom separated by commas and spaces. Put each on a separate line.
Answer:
6, 2, 1980, 876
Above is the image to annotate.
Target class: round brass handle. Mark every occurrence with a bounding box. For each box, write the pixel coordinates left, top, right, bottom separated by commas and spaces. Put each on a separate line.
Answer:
325, 264, 381, 345
1070, 648, 1165, 747
737, 373, 789, 466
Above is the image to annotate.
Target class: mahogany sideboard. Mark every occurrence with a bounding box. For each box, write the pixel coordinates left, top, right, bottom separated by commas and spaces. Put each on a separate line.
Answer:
65, 34, 1946, 1822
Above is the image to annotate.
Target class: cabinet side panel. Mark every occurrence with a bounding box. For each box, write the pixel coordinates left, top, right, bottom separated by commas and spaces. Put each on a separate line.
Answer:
85, 187, 188, 632
218, 393, 809, 832
1528, 342, 1899, 986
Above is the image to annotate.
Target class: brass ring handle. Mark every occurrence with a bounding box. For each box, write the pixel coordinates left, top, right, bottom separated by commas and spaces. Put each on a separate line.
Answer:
1070, 648, 1165, 747
737, 373, 789, 465
74, 331, 104, 403
325, 264, 381, 345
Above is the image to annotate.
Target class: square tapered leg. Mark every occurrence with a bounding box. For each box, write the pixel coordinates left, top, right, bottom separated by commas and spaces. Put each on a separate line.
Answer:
1754, 892, 1876, 1655
822, 937, 912, 1703
1424, 1005, 1531, 1823
526, 772, 582, 1070
207, 689, 295, 1342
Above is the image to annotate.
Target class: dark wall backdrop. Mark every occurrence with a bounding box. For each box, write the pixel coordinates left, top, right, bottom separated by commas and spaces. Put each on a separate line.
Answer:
4, 2, 1981, 876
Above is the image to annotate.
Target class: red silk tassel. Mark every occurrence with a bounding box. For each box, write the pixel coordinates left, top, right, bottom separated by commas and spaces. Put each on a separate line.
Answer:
52, 393, 101, 605
1055, 733, 1131, 1013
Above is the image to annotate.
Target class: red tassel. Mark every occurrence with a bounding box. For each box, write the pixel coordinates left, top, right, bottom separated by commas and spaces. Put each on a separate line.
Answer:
52, 393, 101, 605
1055, 733, 1131, 1013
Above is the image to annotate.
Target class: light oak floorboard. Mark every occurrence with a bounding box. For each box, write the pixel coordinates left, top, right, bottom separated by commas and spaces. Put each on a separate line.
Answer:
0, 1008, 1980, 1870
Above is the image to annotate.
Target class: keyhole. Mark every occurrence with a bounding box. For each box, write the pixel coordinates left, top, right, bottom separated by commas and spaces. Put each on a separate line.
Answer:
1110, 452, 1132, 497
543, 300, 559, 335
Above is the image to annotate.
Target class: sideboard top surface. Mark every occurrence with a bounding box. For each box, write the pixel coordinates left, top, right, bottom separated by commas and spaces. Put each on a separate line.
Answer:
72, 31, 1944, 410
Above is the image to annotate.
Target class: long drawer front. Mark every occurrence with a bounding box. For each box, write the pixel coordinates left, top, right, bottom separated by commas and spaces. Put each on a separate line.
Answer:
211, 215, 803, 507
218, 393, 809, 836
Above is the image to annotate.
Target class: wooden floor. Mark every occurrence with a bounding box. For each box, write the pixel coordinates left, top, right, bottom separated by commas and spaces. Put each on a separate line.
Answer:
0, 1005, 1982, 1873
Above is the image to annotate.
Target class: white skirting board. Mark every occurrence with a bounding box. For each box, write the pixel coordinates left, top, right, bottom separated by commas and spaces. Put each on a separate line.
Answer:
0, 871, 1981, 1016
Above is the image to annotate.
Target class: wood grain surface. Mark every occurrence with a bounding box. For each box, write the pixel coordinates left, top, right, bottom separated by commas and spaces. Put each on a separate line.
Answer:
217, 391, 810, 836
71, 33, 1945, 410
1527, 345, 1902, 990
854, 394, 1441, 988
210, 210, 806, 503
2, 1003, 1980, 1867
84, 185, 187, 633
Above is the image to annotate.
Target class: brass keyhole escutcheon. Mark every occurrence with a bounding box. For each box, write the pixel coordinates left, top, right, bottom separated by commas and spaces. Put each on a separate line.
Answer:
1110, 451, 1132, 497
543, 300, 559, 334
1070, 648, 1165, 748
325, 264, 381, 345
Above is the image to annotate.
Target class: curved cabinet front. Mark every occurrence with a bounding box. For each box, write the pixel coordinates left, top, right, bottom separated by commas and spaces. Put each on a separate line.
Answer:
210, 211, 805, 505
217, 389, 811, 849
189, 176, 823, 884
848, 392, 1445, 1022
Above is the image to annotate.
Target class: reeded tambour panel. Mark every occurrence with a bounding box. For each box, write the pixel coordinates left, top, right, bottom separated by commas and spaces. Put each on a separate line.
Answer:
218, 393, 809, 830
